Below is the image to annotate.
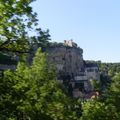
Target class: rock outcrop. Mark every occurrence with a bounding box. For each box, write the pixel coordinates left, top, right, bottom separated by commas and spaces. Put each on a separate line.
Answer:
48, 40, 100, 98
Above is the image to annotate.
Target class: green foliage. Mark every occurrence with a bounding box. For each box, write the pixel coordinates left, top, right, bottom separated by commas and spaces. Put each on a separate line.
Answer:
0, 48, 77, 120
0, 0, 50, 54
0, 0, 35, 51
49, 42, 64, 47
98, 62, 120, 78
80, 72, 120, 120
80, 100, 119, 120
90, 79, 101, 92
31, 29, 51, 48
106, 73, 120, 112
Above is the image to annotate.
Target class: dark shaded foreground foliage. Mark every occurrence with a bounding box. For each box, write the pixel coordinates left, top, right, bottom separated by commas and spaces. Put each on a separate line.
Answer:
0, 49, 79, 120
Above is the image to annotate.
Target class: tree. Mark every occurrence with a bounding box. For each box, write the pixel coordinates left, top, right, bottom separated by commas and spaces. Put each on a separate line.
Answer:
0, 0, 50, 54
106, 73, 120, 112
0, 48, 77, 120
80, 100, 119, 120
79, 73, 120, 120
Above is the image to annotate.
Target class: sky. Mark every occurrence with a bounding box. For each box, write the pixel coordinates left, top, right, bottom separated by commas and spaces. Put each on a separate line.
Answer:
31, 0, 120, 63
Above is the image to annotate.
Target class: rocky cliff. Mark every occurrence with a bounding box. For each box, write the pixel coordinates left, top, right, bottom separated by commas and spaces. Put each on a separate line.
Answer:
48, 40, 100, 98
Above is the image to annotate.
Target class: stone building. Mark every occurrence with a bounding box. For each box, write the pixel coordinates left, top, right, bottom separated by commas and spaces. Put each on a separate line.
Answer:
48, 40, 100, 98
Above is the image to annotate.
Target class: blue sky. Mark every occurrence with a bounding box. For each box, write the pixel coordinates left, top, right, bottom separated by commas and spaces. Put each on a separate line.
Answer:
31, 0, 120, 62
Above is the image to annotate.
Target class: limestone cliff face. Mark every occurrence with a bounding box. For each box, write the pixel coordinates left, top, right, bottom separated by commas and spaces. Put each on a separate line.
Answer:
48, 41, 84, 79
47, 40, 100, 98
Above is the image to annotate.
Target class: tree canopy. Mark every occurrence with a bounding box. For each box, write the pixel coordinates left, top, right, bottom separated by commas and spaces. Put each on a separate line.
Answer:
0, 0, 50, 54
0, 48, 78, 120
